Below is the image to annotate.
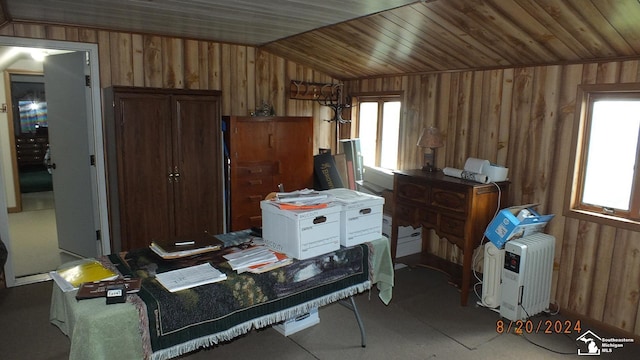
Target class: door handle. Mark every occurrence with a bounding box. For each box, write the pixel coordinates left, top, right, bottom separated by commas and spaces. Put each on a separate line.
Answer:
173, 166, 180, 183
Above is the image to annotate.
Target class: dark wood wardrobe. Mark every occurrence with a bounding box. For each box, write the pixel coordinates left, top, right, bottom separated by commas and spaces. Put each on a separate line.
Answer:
104, 87, 225, 251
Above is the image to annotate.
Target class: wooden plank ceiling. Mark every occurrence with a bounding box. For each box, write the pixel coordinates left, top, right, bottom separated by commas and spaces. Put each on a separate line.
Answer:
3, 0, 640, 80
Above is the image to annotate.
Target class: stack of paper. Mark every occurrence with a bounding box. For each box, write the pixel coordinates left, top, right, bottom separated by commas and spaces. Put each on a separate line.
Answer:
223, 246, 292, 274
50, 259, 119, 292
272, 189, 333, 210
150, 235, 224, 259
155, 262, 227, 292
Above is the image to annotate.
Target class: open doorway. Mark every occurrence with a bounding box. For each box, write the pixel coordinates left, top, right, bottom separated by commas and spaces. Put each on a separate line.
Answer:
4, 72, 66, 280
0, 37, 110, 288
10, 73, 51, 207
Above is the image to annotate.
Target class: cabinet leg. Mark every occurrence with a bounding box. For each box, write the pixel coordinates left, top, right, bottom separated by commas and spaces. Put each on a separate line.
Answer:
460, 244, 473, 306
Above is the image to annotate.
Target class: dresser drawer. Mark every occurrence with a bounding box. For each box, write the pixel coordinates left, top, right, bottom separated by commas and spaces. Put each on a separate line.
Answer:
17, 155, 43, 163
235, 177, 274, 192
16, 143, 43, 150
231, 194, 264, 220
439, 215, 465, 238
394, 203, 419, 225
236, 162, 277, 178
232, 214, 263, 232
395, 178, 430, 205
430, 187, 467, 213
418, 208, 438, 228
232, 200, 262, 217
17, 148, 43, 156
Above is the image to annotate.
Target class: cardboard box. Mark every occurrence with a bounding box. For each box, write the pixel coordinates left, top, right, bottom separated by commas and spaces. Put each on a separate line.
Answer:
382, 214, 422, 240
484, 205, 555, 249
382, 214, 423, 257
261, 200, 341, 259
272, 308, 320, 336
322, 188, 385, 246
396, 233, 423, 257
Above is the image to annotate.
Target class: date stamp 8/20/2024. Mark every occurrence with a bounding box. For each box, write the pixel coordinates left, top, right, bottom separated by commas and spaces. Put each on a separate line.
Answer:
496, 319, 582, 335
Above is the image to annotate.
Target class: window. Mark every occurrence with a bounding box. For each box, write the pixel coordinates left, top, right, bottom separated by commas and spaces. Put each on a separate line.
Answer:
566, 83, 640, 230
355, 94, 402, 169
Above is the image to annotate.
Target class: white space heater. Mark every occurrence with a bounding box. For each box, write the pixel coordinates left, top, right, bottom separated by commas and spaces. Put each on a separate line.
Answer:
500, 233, 555, 321
481, 242, 504, 308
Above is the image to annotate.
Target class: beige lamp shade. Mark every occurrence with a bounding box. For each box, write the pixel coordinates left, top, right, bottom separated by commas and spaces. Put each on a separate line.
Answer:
417, 126, 444, 149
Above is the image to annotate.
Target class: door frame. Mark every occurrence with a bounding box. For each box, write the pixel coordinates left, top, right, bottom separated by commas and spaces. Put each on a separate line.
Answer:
0, 36, 110, 287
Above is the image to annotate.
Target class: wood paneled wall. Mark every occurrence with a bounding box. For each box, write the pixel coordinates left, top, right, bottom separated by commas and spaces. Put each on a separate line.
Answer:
346, 61, 640, 336
0, 23, 338, 152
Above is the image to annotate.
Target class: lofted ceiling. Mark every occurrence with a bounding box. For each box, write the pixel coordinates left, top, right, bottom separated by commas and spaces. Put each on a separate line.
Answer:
2, 0, 640, 80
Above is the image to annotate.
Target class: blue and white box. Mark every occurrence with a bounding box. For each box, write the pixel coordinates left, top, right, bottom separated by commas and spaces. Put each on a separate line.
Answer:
484, 204, 554, 249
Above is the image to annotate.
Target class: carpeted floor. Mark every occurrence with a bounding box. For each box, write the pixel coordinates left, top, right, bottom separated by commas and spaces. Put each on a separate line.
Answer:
8, 208, 60, 277
18, 167, 53, 193
1, 266, 639, 360
7, 192, 61, 277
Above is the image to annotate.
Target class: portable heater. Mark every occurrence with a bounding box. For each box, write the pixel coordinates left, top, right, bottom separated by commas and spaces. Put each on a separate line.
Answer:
499, 233, 555, 321
481, 242, 504, 309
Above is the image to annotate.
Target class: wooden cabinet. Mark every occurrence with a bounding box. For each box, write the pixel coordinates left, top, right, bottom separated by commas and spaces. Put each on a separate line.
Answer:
223, 116, 314, 231
104, 87, 225, 251
391, 170, 509, 305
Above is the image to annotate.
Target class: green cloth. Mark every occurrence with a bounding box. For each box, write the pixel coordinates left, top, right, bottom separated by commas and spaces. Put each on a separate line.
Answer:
371, 236, 394, 305
50, 283, 144, 360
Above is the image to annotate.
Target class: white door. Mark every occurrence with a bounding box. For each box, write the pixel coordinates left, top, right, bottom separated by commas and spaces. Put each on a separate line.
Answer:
43, 52, 98, 258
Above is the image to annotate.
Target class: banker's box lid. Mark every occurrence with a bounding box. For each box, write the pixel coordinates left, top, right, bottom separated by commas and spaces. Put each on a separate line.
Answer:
260, 200, 341, 219
498, 204, 555, 225
484, 204, 555, 248
321, 188, 384, 208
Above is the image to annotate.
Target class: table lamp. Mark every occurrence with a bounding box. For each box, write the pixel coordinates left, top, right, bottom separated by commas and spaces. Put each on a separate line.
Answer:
417, 126, 444, 172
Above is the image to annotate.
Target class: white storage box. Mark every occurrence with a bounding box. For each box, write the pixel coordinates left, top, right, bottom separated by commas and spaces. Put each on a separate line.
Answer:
396, 235, 422, 257
322, 188, 384, 247
261, 200, 341, 259
382, 214, 422, 258
382, 214, 421, 239
272, 308, 320, 336
382, 214, 423, 257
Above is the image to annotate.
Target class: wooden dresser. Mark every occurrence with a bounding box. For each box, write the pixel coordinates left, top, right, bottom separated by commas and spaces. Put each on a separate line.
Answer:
224, 116, 314, 231
390, 169, 509, 306
15, 133, 48, 167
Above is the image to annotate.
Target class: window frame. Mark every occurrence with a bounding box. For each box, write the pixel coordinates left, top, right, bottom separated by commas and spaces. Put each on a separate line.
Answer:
351, 92, 402, 170
565, 83, 640, 231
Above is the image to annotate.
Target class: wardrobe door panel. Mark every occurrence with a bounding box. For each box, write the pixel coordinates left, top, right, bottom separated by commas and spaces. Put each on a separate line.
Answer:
172, 95, 224, 237
115, 93, 173, 250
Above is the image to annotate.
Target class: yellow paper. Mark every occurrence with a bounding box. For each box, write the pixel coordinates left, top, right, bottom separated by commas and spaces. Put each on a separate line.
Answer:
56, 260, 118, 287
